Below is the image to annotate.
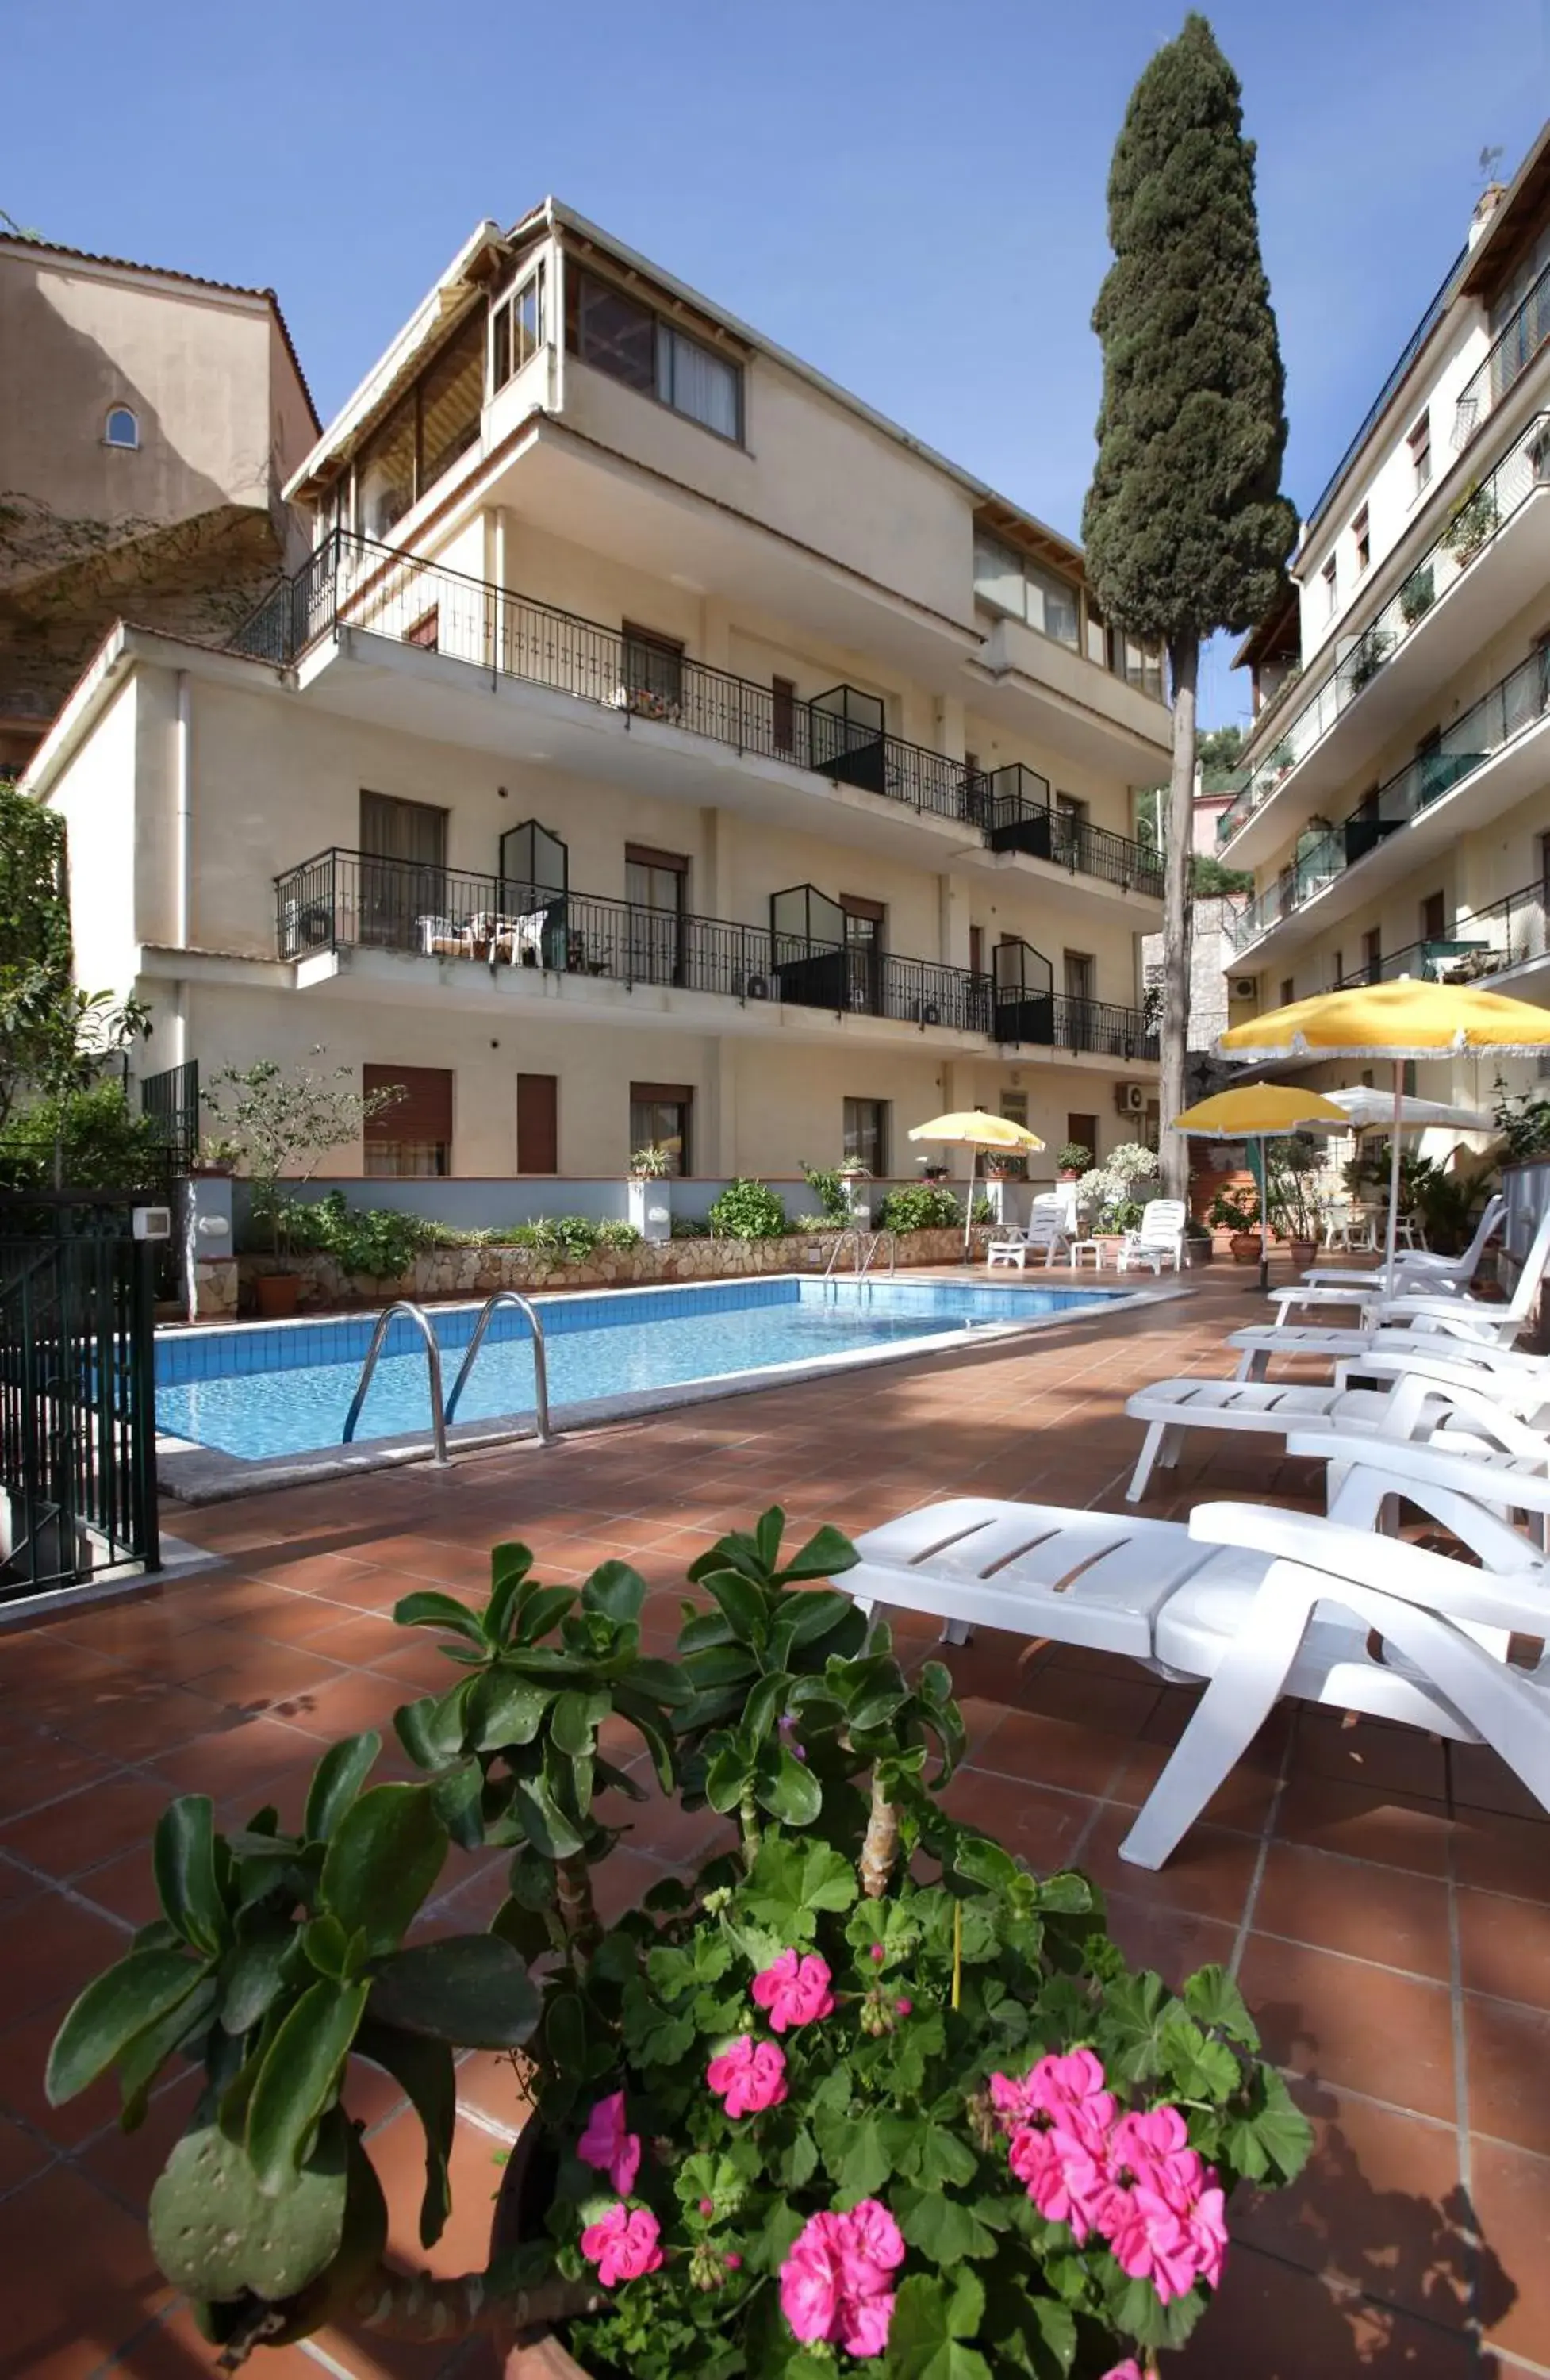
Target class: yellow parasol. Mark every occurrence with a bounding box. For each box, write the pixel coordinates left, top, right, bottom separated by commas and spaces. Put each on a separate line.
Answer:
1171, 1084, 1349, 1291
1218, 980, 1550, 1292
907, 1109, 1046, 1260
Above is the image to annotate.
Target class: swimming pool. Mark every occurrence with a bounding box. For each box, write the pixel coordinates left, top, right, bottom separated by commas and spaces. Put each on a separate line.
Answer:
156, 1274, 1119, 1471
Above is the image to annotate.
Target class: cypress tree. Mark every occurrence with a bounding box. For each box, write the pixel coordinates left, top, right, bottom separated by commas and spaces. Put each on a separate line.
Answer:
1082, 13, 1295, 1194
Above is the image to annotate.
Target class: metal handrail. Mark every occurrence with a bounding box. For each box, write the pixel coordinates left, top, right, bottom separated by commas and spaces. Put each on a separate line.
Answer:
342, 1301, 449, 1463
857, 1231, 897, 1278
443, 1291, 554, 1442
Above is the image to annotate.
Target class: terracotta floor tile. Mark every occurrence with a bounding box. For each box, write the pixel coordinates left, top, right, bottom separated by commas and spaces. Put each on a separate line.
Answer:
1100, 1891, 1238, 1989
1237, 1937, 1458, 2122
144, 1711, 324, 1803
1078, 1803, 1262, 1925
1253, 1844, 1454, 1979
950, 1705, 1136, 1801
0, 1775, 178, 1886
0, 2113, 54, 2198
1463, 1994, 1550, 2155
1448, 1740, 1550, 1823
0, 1739, 122, 1823
1451, 1810, 1550, 1904
1468, 2136, 1550, 2363
0, 2162, 170, 2375
75, 2072, 200, 2216
1171, 2240, 1483, 2377
1291, 1709, 1453, 1801
1272, 1775, 1457, 1876
1456, 1888, 1550, 2008
1, 1889, 127, 2024
936, 1769, 1096, 1871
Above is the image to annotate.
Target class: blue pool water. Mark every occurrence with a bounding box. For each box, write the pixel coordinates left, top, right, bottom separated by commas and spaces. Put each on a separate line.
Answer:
155, 1276, 1107, 1462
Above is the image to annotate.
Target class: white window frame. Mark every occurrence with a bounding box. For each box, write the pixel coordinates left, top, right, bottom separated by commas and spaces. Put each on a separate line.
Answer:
1321, 555, 1338, 617
489, 264, 547, 397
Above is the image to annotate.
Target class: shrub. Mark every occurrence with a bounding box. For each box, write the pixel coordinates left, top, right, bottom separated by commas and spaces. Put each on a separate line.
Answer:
597, 1218, 643, 1250
1399, 565, 1435, 625
45, 1511, 1310, 2378
281, 1191, 434, 1278
792, 1212, 843, 1231
877, 1183, 961, 1233
1057, 1141, 1093, 1173
1494, 1077, 1550, 1161
0, 1083, 166, 1192
1207, 1185, 1260, 1233
707, 1179, 788, 1238
799, 1162, 849, 1222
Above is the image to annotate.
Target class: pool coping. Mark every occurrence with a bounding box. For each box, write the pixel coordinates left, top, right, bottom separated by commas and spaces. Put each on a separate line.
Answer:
155, 1272, 1182, 1504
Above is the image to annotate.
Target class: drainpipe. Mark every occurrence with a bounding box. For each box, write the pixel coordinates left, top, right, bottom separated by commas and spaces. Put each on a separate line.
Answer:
172, 668, 192, 1069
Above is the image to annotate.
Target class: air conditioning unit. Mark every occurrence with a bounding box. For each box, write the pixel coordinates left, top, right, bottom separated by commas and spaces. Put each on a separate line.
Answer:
1115, 1083, 1146, 1116
744, 973, 770, 1001
915, 1000, 942, 1027
132, 1206, 173, 1242
1230, 977, 1258, 1004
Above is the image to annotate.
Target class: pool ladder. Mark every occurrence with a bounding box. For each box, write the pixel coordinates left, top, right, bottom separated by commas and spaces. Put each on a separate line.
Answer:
821, 1228, 897, 1292
340, 1292, 555, 1464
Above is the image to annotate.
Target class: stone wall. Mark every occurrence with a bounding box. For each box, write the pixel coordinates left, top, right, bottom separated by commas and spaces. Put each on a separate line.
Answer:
237, 1227, 996, 1313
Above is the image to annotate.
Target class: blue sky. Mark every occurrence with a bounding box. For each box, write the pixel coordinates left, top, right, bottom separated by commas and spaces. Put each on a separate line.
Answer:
7, 0, 1547, 726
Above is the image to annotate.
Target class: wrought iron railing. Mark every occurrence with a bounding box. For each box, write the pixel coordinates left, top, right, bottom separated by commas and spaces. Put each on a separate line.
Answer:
0, 1198, 159, 1599
140, 1059, 200, 1173
1230, 646, 1550, 953
236, 532, 1162, 888
1219, 413, 1550, 849
1336, 878, 1550, 990
1455, 260, 1550, 448
973, 774, 1164, 896
1301, 241, 1470, 544
276, 846, 1158, 1057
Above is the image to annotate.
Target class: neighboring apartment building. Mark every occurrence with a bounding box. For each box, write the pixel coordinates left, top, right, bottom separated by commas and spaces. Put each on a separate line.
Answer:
1217, 129, 1550, 1105
0, 236, 317, 769
24, 202, 1171, 1185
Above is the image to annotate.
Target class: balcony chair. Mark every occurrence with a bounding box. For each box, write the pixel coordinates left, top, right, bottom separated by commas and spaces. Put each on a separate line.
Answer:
1116, 1198, 1188, 1275
846, 1439, 1550, 1869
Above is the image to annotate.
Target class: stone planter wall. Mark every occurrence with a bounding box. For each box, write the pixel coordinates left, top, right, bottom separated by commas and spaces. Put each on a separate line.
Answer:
236, 1227, 998, 1315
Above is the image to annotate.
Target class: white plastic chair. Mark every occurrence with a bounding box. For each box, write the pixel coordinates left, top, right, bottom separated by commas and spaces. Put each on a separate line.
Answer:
988, 1211, 1068, 1271
1228, 1317, 1534, 1383
848, 1445, 1550, 1870
1272, 1197, 1537, 1326
1299, 1196, 1503, 1296
1117, 1198, 1187, 1275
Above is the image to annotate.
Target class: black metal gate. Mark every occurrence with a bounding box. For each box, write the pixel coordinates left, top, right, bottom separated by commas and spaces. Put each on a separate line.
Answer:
0, 1196, 160, 1601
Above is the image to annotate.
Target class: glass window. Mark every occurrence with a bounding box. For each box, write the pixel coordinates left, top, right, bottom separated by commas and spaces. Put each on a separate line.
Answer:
1025, 561, 1080, 648
658, 324, 740, 439
843, 1098, 888, 1176
630, 1085, 691, 1174
491, 266, 546, 393
417, 312, 485, 493
1408, 411, 1432, 496
972, 532, 1080, 647
973, 529, 1029, 616
104, 405, 139, 449
1321, 556, 1338, 617
577, 271, 658, 392
1352, 506, 1371, 574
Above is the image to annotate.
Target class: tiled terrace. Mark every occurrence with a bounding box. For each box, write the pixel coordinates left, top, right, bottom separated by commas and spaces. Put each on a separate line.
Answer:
2, 1269, 1547, 2378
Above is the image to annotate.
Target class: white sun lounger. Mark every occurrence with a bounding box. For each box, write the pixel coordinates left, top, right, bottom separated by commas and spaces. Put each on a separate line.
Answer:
849, 1445, 1550, 1870
1269, 1204, 1550, 1331
1226, 1320, 1535, 1383
1297, 1196, 1504, 1297
1122, 1357, 1550, 1503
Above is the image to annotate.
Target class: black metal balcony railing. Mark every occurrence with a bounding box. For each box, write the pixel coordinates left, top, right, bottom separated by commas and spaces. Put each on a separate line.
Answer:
1230, 645, 1550, 954
1218, 412, 1550, 849
236, 532, 1163, 894
973, 770, 1164, 896
1454, 260, 1550, 449
275, 847, 1160, 1061
1335, 877, 1550, 991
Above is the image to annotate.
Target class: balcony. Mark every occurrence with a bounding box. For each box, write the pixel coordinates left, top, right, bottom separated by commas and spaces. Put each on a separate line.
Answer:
274, 846, 1159, 1064
1453, 258, 1550, 448
1229, 644, 1550, 959
1218, 414, 1550, 862
1334, 877, 1550, 994
233, 535, 1163, 902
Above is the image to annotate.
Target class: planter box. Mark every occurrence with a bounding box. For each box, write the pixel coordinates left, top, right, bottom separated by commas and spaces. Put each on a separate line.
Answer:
627, 1177, 672, 1243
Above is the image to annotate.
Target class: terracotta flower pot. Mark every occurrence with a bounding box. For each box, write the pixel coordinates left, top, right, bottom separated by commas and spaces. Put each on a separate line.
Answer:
1288, 1238, 1317, 1268
491, 2129, 593, 2378
1229, 1234, 1261, 1265
251, 1271, 301, 1319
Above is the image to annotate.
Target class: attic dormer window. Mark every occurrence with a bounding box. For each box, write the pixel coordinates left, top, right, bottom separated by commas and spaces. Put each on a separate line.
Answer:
104, 405, 139, 449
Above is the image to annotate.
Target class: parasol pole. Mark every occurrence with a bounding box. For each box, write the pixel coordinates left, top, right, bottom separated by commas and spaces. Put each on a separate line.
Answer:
1385, 1061, 1404, 1297
1256, 1133, 1270, 1294
963, 1143, 976, 1263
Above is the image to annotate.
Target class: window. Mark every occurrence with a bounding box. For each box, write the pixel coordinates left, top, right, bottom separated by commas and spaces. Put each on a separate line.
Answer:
1321, 556, 1337, 617
997, 1091, 1030, 1180
517, 1074, 558, 1173
1068, 1112, 1099, 1162
971, 529, 1080, 648
771, 675, 797, 754
359, 792, 447, 946
1054, 793, 1088, 865
622, 623, 684, 711
1280, 977, 1295, 1008
843, 1097, 888, 1177
1421, 889, 1446, 942
355, 310, 484, 536
1063, 951, 1096, 1009
1361, 927, 1383, 985
631, 1083, 692, 1175
571, 269, 742, 440
1352, 505, 1371, 575
104, 405, 139, 449
1107, 630, 1165, 701
969, 924, 984, 977
364, 1064, 451, 1177
626, 844, 688, 985
1408, 410, 1433, 497
1329, 949, 1345, 988
840, 894, 885, 1015
490, 265, 546, 393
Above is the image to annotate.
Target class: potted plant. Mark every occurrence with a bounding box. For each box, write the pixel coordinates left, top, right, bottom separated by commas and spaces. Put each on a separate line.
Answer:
1442, 482, 1498, 566
1207, 1184, 1262, 1263
204, 1053, 406, 1319
1185, 1215, 1214, 1265
1265, 1145, 1324, 1269
1057, 1142, 1092, 1183
46, 1511, 1310, 2378
627, 1146, 674, 1244
838, 1157, 872, 1220
1344, 631, 1391, 694
1399, 565, 1435, 627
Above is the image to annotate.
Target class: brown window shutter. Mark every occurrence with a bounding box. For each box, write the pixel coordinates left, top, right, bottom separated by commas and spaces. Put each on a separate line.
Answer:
969, 925, 984, 975
517, 1074, 558, 1173
624, 843, 689, 873
629, 1081, 693, 1104
364, 1065, 453, 1145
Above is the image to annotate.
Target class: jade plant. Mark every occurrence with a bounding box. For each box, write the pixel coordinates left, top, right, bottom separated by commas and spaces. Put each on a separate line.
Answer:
48, 1514, 1309, 2376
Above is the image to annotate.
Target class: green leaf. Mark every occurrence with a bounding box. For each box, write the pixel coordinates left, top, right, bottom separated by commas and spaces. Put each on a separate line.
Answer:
785, 1587, 858, 1645
700, 1568, 769, 1647
953, 1837, 1020, 1894
1022, 2296, 1078, 2376
777, 1524, 858, 1583
149, 2119, 348, 2300
741, 1837, 857, 1937
319, 1784, 447, 1956
612, 1687, 677, 1792
1248, 2071, 1314, 2181
1182, 1962, 1260, 2048
246, 1977, 368, 2194
512, 1585, 576, 1643
485, 1543, 535, 1644
754, 1507, 785, 1572
896, 2186, 998, 2263
392, 1589, 487, 1646
304, 1733, 382, 1842
887, 2271, 992, 2380
909, 2125, 980, 2190
551, 1687, 611, 1757
705, 1744, 751, 1816
355, 2019, 455, 2247
430, 1759, 486, 1850
370, 1936, 540, 2049
394, 1682, 472, 1770
834, 2110, 899, 2198
218, 1934, 290, 2036
120, 1977, 219, 2127
678, 1609, 735, 1654
754, 1745, 823, 1826
46, 1948, 206, 2105
581, 1560, 647, 1625
152, 1798, 226, 1956
509, 1765, 585, 1860
467, 1670, 554, 1751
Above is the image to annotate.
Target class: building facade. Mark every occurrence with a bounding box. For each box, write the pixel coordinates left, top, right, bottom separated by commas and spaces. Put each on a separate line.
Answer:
1216, 134, 1550, 1107
26, 203, 1170, 1187
0, 236, 317, 769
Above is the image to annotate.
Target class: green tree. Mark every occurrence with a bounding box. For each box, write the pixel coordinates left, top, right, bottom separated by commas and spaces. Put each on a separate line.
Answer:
1196, 724, 1245, 778
1082, 15, 1295, 1194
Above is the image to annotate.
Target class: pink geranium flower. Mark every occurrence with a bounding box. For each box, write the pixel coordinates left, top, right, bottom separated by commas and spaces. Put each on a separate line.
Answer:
1103, 2182, 1200, 2304
989, 2052, 1115, 2157
751, 1947, 836, 2032
579, 2202, 663, 2287
779, 2202, 904, 2358
1099, 2363, 1146, 2380
706, 2032, 788, 2117
1007, 2122, 1109, 2244
576, 2091, 642, 2197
